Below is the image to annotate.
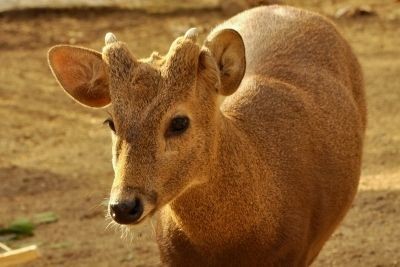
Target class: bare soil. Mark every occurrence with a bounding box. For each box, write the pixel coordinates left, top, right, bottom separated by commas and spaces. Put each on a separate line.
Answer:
0, 1, 399, 266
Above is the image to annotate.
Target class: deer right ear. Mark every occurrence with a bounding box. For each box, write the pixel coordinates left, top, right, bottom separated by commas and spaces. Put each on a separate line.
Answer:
48, 45, 110, 108
201, 29, 245, 96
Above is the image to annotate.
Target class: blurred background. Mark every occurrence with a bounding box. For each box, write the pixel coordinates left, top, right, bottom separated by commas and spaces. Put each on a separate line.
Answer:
0, 0, 399, 266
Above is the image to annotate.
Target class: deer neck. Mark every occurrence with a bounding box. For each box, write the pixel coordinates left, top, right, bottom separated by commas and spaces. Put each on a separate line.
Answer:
161, 113, 258, 248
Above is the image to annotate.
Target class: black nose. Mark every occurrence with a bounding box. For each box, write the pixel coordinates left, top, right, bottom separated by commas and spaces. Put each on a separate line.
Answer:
109, 198, 143, 224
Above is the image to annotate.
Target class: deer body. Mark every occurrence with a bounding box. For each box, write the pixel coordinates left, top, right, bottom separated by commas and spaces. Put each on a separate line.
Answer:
157, 6, 365, 266
48, 5, 365, 267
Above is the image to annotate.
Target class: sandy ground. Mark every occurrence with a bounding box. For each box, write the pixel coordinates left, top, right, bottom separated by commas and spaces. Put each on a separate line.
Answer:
0, 1, 399, 266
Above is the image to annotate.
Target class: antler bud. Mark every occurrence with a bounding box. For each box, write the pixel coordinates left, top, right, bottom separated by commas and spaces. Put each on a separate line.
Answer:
105, 32, 118, 45
184, 28, 198, 42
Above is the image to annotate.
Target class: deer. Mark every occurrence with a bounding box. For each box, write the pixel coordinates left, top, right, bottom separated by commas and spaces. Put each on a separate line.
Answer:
47, 5, 366, 266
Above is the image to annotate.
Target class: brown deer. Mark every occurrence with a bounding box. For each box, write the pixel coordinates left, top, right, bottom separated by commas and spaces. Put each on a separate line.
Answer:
48, 5, 366, 266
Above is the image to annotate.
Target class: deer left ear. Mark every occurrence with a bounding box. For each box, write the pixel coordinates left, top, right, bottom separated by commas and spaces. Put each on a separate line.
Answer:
202, 29, 246, 96
48, 45, 110, 108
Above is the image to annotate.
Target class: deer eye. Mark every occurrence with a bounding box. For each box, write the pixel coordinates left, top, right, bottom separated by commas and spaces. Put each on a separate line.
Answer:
166, 116, 189, 137
103, 118, 115, 132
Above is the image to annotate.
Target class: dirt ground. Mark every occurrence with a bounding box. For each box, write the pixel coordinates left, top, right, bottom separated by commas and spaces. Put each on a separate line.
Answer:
0, 0, 399, 266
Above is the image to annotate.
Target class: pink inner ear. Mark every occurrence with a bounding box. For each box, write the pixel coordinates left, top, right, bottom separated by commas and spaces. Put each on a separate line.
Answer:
48, 46, 110, 108
52, 48, 99, 93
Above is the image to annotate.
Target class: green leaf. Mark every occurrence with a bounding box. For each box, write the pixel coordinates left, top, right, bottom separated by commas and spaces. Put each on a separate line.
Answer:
0, 218, 35, 237
33, 212, 58, 225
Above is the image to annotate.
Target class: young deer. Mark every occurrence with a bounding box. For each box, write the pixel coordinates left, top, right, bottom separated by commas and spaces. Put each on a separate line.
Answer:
48, 5, 366, 266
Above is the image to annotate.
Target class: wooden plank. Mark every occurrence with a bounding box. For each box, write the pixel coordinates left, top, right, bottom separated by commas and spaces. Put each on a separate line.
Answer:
0, 245, 40, 266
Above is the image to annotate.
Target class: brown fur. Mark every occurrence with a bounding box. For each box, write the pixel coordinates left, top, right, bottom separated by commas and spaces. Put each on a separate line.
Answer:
48, 5, 366, 266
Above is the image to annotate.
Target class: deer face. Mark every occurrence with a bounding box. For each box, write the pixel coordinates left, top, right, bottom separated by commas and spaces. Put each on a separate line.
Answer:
48, 28, 245, 224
